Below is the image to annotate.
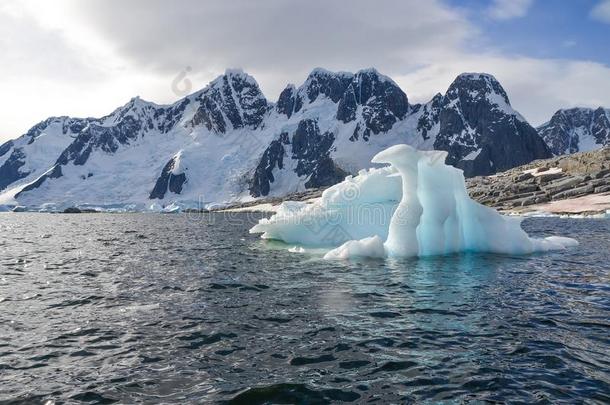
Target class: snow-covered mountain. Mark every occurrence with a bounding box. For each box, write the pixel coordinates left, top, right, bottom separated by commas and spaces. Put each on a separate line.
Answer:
250, 70, 551, 197
537, 107, 610, 156
0, 68, 551, 211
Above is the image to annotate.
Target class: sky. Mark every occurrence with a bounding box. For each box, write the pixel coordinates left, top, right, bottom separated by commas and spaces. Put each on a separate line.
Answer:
1, 0, 610, 142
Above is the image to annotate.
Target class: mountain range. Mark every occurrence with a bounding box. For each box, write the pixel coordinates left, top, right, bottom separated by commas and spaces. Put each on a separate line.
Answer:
537, 107, 610, 156
0, 68, 608, 211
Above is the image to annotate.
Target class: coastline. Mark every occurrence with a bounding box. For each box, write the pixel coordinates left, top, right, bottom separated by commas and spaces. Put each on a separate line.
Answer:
3, 148, 609, 218
216, 148, 610, 218
213, 192, 610, 218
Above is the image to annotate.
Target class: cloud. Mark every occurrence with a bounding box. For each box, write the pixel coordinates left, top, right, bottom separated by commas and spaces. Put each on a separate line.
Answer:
591, 0, 610, 23
487, 0, 534, 20
0, 0, 477, 141
396, 55, 610, 126
0, 3, 111, 85
1, 0, 610, 142
63, 0, 475, 95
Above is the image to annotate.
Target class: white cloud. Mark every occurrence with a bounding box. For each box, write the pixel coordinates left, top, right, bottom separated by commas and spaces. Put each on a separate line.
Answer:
0, 0, 476, 141
591, 0, 610, 23
396, 55, 610, 126
0, 0, 609, 142
64, 0, 475, 96
487, 0, 534, 20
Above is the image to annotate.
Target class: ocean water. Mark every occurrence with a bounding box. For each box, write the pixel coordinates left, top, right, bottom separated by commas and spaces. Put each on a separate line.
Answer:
0, 213, 608, 404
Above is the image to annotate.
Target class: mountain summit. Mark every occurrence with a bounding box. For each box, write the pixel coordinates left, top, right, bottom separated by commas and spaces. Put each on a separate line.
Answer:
537, 107, 610, 156
0, 69, 557, 210
413, 73, 551, 176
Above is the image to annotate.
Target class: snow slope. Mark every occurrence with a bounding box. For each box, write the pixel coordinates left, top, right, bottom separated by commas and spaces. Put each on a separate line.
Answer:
0, 68, 552, 211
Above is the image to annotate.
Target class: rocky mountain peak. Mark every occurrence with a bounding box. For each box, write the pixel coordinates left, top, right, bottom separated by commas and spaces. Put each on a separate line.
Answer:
300, 68, 353, 104
538, 107, 610, 155
0, 68, 565, 208
419, 72, 551, 177
447, 73, 511, 108
0, 115, 89, 192
343, 69, 409, 140
351, 69, 407, 107
102, 96, 161, 127
189, 69, 268, 133
276, 84, 299, 118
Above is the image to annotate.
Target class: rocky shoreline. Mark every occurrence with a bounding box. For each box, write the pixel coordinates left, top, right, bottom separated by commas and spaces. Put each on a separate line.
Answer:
467, 147, 610, 215
216, 148, 610, 216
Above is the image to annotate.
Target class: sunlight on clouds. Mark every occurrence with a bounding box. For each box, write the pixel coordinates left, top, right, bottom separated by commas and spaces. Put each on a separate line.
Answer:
0, 0, 609, 142
395, 55, 610, 126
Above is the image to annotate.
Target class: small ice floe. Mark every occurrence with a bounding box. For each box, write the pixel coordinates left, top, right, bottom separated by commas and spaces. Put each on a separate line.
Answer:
121, 303, 161, 312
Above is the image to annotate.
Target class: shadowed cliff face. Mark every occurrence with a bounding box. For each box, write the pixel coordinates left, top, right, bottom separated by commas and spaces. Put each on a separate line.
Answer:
418, 73, 551, 177
189, 72, 268, 133
149, 154, 187, 200
249, 120, 346, 197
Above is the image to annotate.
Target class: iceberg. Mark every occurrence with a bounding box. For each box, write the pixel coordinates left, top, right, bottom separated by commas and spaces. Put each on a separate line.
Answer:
250, 145, 578, 259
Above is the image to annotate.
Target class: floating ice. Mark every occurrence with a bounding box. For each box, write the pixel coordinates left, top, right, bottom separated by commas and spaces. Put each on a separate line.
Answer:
250, 144, 578, 259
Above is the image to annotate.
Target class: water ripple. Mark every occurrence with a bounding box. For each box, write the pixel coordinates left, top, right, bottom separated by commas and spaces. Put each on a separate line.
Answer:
0, 213, 608, 403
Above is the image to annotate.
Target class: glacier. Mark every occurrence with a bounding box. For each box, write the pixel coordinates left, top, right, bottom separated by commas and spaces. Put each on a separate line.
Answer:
250, 144, 578, 259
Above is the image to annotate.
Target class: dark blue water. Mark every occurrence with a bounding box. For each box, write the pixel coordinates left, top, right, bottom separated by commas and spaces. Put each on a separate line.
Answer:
0, 213, 608, 404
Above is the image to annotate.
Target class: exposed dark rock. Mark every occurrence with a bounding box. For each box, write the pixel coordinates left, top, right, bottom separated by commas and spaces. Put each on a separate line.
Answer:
156, 98, 191, 133
149, 155, 187, 200
303, 155, 347, 189
303, 69, 353, 104
429, 73, 552, 177
2, 68, 590, 206
465, 147, 610, 211
190, 71, 268, 133
510, 182, 539, 194
62, 207, 99, 214
595, 185, 610, 193
417, 93, 443, 140
0, 148, 28, 191
56, 116, 143, 166
514, 172, 534, 182
544, 176, 586, 195
292, 68, 409, 141
249, 133, 289, 197
356, 70, 409, 133
538, 107, 610, 155
0, 140, 13, 157
15, 165, 63, 197
551, 184, 595, 200
336, 85, 358, 123
536, 172, 565, 184
343, 70, 409, 140
594, 168, 610, 179
250, 120, 346, 197
276, 85, 298, 118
